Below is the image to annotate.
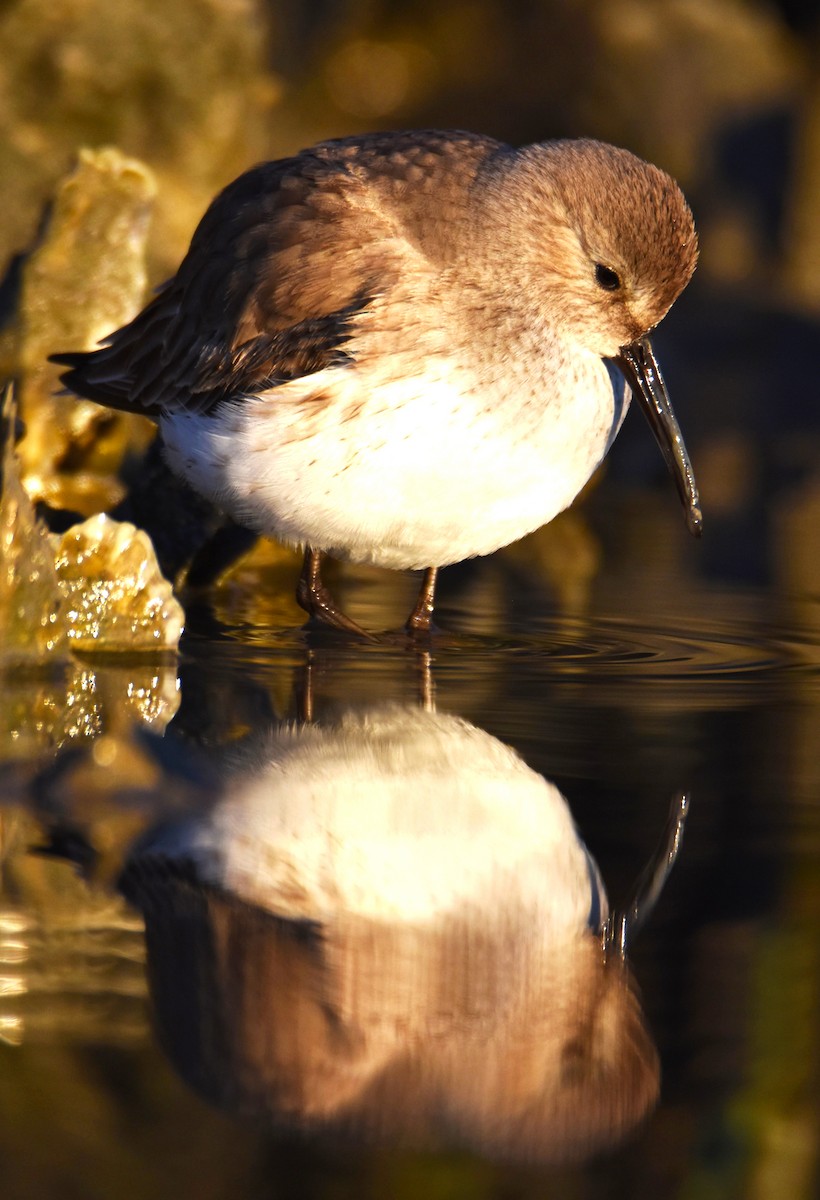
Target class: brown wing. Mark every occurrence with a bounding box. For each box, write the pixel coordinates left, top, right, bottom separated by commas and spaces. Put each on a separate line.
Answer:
52, 286, 372, 417
51, 130, 503, 418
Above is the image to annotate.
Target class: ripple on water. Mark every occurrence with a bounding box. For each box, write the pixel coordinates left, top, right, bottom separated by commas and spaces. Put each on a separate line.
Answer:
519, 612, 788, 679
180, 580, 820, 705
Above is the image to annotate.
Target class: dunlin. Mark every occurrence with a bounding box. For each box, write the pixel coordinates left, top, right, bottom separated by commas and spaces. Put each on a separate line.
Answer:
52, 130, 701, 634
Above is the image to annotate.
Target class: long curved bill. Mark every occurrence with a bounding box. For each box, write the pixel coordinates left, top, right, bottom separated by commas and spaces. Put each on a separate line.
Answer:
616, 335, 703, 537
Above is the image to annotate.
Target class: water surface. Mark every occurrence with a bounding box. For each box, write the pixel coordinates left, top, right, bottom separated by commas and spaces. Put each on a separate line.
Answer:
2, 493, 819, 1200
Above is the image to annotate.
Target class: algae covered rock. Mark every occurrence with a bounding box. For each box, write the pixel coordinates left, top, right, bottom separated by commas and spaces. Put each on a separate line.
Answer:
0, 394, 182, 753
13, 147, 156, 513
1, 390, 184, 662
52, 513, 185, 653
0, 391, 67, 667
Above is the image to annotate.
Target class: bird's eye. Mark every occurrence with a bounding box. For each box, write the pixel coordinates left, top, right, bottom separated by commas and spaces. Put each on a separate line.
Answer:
594, 263, 621, 291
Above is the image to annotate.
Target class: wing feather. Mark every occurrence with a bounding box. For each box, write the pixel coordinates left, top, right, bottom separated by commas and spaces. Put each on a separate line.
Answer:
51, 131, 502, 418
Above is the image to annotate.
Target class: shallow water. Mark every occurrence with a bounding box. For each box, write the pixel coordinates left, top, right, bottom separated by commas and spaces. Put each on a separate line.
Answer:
1, 488, 819, 1200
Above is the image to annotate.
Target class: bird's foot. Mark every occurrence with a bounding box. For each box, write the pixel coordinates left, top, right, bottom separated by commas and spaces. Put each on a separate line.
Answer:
296, 548, 376, 639
404, 611, 440, 638
297, 582, 375, 639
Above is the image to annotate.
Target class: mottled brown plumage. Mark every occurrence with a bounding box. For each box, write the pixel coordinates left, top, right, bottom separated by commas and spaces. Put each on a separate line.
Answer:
52, 130, 700, 634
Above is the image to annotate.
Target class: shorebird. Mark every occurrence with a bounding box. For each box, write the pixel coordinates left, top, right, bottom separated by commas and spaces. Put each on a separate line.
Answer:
52, 130, 701, 635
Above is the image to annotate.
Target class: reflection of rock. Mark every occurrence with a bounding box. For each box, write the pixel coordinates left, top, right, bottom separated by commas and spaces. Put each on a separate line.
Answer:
0, 662, 181, 760
0, 727, 213, 1047
0, 802, 147, 1049
123, 706, 660, 1164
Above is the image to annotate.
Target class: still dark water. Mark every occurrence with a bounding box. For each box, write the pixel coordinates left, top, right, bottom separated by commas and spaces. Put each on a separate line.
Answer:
2, 488, 819, 1200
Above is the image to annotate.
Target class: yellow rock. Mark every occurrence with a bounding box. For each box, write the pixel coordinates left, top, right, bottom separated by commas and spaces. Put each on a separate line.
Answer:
1, 393, 182, 752
0, 390, 67, 667
14, 147, 157, 511
52, 513, 185, 653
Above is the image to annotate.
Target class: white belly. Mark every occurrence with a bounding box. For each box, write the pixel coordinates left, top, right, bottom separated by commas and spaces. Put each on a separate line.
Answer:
161, 355, 628, 570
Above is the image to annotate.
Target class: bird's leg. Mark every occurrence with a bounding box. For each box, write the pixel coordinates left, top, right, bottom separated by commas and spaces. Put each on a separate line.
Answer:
405, 567, 439, 634
296, 547, 373, 637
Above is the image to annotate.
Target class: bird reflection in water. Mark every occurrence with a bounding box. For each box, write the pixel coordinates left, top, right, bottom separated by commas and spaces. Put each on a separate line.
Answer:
121, 701, 687, 1165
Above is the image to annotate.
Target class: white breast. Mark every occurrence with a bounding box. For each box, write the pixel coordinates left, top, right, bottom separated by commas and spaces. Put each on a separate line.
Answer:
161, 351, 629, 570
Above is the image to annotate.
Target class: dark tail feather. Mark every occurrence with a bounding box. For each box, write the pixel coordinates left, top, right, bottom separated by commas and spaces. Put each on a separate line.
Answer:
48, 285, 176, 418
48, 344, 160, 418
51, 348, 133, 414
